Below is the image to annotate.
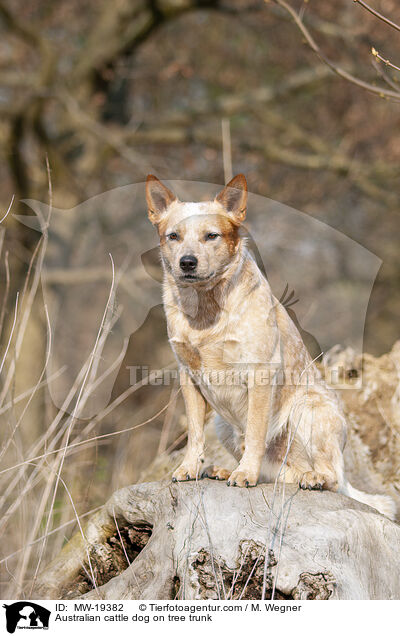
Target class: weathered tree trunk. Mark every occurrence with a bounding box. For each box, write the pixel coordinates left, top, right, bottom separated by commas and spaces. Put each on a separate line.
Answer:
33, 480, 400, 600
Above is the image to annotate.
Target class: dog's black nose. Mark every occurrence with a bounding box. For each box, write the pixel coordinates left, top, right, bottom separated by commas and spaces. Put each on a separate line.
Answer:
180, 255, 198, 272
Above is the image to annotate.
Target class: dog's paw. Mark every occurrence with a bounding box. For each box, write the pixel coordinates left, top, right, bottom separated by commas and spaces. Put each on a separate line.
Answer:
172, 463, 201, 482
202, 465, 231, 481
299, 471, 326, 491
227, 467, 258, 488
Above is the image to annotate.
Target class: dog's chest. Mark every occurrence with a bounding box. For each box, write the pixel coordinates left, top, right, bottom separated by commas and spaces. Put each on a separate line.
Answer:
169, 326, 249, 428
170, 332, 233, 373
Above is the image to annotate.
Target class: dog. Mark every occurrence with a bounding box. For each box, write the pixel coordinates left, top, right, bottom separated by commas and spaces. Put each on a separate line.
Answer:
146, 173, 396, 519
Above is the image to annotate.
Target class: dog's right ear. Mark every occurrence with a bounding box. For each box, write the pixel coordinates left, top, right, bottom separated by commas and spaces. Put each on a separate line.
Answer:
146, 175, 177, 225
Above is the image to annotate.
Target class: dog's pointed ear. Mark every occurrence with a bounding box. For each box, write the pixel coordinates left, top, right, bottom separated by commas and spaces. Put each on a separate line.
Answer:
215, 174, 247, 223
146, 175, 177, 225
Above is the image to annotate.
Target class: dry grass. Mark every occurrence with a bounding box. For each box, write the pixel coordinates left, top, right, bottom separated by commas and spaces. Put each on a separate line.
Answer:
0, 199, 181, 598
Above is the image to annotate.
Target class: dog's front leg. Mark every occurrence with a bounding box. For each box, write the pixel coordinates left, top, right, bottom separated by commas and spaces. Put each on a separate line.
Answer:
172, 368, 206, 482
228, 380, 271, 487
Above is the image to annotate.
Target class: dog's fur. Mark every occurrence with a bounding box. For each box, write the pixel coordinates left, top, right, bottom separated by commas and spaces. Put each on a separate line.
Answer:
146, 173, 396, 519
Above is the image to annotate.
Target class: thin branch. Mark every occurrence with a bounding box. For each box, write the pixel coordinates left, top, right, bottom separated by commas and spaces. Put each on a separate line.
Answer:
371, 57, 400, 92
271, 0, 400, 101
30, 470, 98, 596
0, 250, 10, 339
0, 310, 131, 518
372, 47, 400, 74
0, 506, 103, 566
59, 89, 157, 173
0, 381, 181, 477
0, 1, 55, 86
0, 195, 14, 224
0, 1, 46, 48
0, 366, 66, 415
221, 118, 233, 183
0, 304, 52, 462
0, 292, 19, 377
34, 253, 117, 573
0, 233, 47, 407
354, 0, 400, 34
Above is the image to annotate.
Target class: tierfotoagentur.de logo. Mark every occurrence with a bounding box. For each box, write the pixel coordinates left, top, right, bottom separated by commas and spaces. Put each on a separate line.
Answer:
3, 602, 51, 634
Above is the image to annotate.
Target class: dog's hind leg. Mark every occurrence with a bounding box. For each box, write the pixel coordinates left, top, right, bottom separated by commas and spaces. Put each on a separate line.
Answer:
266, 431, 314, 486
292, 396, 396, 518
283, 390, 346, 491
310, 438, 396, 519
301, 443, 343, 491
312, 446, 396, 519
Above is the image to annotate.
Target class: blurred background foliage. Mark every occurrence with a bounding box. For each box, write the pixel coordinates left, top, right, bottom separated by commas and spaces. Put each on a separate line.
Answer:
0, 0, 400, 597
1, 0, 400, 350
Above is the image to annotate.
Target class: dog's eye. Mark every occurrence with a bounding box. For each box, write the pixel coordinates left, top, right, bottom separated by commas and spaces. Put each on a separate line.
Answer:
206, 232, 219, 241
167, 232, 179, 241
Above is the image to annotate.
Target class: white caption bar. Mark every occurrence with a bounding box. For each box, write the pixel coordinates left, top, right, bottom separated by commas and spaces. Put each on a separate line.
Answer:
1, 599, 398, 635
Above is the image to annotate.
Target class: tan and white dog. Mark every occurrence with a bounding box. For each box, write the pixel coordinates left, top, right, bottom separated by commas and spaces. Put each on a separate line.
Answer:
146, 173, 396, 519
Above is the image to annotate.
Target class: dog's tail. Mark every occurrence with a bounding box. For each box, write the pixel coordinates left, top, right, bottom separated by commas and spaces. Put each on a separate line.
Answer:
339, 479, 396, 521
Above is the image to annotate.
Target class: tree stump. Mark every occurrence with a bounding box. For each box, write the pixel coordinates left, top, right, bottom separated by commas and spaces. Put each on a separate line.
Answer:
33, 480, 400, 600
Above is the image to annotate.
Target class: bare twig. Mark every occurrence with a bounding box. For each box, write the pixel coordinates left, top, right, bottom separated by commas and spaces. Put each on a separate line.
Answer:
354, 0, 400, 34
0, 366, 66, 416
271, 0, 400, 101
0, 380, 181, 478
0, 250, 10, 339
221, 118, 233, 183
0, 195, 15, 224
0, 304, 52, 462
0, 505, 102, 567
372, 47, 400, 74
371, 57, 400, 92
0, 292, 19, 377
33, 252, 117, 577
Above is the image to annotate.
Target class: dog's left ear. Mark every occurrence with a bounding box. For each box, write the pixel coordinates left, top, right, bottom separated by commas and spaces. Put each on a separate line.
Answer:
215, 174, 247, 223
